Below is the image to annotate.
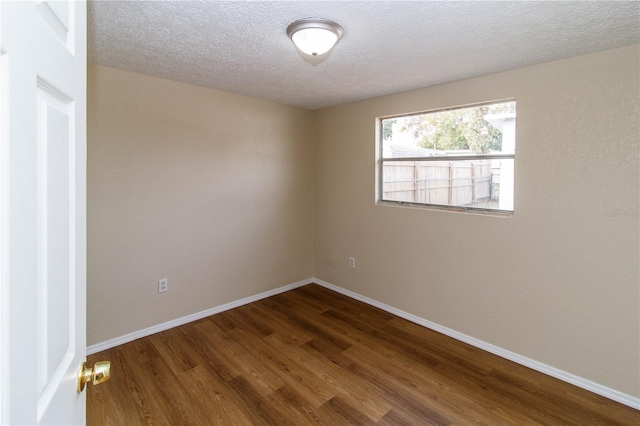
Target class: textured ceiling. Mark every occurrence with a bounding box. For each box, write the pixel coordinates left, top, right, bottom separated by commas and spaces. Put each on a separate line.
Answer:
88, 0, 640, 110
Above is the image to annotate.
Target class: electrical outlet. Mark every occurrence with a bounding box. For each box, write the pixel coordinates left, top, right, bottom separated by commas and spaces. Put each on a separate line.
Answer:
158, 278, 168, 293
349, 257, 356, 268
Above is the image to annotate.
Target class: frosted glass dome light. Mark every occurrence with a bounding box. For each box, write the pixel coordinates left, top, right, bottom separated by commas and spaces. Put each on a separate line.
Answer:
287, 18, 344, 56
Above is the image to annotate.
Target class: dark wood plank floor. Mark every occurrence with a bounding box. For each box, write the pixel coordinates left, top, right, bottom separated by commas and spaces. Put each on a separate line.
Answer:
87, 284, 639, 425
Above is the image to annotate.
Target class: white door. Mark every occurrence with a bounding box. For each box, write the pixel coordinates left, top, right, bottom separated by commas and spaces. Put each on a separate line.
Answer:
1, 0, 87, 424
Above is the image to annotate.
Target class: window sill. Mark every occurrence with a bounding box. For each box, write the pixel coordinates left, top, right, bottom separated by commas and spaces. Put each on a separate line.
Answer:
376, 200, 514, 218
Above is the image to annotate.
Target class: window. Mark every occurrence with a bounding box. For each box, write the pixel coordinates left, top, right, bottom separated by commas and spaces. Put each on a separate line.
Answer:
379, 100, 515, 213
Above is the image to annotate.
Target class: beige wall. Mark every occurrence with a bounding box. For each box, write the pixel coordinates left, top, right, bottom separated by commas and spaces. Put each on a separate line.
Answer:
314, 45, 639, 397
87, 64, 315, 346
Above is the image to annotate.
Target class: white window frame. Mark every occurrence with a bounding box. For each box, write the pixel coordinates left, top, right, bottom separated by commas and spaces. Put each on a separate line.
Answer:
377, 100, 516, 215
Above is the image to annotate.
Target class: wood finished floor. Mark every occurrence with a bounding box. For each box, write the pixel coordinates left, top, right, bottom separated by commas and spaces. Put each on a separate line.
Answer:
87, 284, 639, 425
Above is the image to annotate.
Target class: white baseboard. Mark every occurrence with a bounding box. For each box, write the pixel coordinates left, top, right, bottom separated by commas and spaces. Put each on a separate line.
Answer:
86, 278, 313, 356
312, 278, 640, 410
86, 276, 639, 410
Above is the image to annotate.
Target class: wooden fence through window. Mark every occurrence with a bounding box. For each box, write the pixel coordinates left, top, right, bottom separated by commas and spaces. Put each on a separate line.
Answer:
383, 160, 497, 206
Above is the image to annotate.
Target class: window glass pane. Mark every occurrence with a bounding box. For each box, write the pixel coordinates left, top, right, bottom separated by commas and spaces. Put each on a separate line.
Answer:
382, 101, 516, 158
382, 159, 514, 211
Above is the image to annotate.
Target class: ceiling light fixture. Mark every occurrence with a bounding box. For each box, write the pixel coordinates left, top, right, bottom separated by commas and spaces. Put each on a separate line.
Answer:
287, 18, 344, 56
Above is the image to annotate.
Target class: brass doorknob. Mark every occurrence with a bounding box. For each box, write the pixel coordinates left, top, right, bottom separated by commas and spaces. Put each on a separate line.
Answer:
77, 361, 111, 393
